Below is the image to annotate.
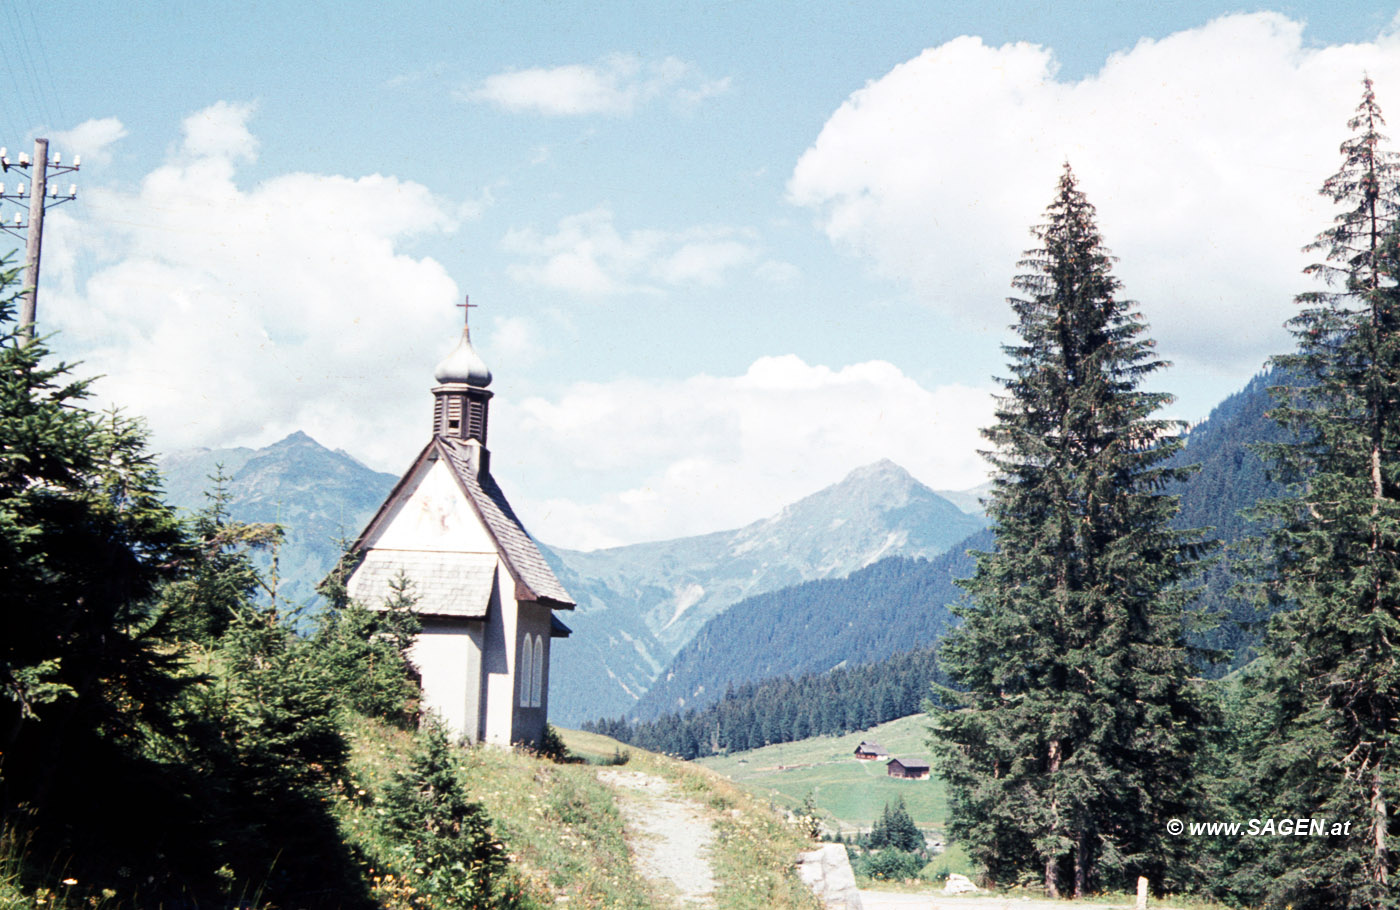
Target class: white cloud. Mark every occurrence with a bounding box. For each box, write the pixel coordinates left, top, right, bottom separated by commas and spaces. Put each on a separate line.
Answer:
44, 103, 461, 470
180, 100, 259, 161
464, 54, 730, 116
653, 238, 757, 286
502, 208, 761, 295
50, 117, 128, 167
788, 13, 1400, 385
492, 355, 995, 549
677, 75, 733, 105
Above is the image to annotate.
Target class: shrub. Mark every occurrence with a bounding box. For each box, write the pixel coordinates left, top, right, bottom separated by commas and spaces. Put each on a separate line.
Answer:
857, 848, 923, 882
536, 724, 573, 763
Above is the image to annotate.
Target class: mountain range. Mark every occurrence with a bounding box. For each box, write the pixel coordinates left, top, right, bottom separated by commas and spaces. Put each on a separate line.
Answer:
159, 431, 398, 605
543, 459, 987, 722
630, 534, 989, 722
158, 438, 988, 724
155, 366, 1283, 729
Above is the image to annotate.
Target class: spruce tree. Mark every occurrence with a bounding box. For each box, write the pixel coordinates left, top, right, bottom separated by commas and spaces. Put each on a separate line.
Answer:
1249, 77, 1400, 908
379, 723, 517, 908
931, 165, 1208, 897
0, 255, 193, 803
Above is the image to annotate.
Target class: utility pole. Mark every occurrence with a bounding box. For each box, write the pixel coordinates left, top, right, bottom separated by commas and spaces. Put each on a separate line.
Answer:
0, 138, 79, 339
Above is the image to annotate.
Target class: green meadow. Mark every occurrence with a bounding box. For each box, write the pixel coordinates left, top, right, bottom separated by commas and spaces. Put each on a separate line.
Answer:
696, 714, 947, 837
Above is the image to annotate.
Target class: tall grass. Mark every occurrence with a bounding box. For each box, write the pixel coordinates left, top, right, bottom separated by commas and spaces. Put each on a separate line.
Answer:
0, 823, 117, 910
337, 717, 659, 909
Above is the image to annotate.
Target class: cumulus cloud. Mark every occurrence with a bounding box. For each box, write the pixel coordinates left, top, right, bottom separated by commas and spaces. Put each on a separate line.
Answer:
492, 355, 995, 549
44, 102, 461, 470
463, 54, 730, 116
49, 117, 128, 167
180, 100, 259, 161
502, 208, 760, 295
788, 13, 1400, 384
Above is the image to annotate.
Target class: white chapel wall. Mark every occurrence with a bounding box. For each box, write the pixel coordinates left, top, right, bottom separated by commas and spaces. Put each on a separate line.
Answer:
410, 620, 484, 742
365, 458, 495, 553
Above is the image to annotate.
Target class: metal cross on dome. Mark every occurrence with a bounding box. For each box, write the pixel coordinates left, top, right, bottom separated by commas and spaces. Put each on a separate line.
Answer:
456, 295, 478, 329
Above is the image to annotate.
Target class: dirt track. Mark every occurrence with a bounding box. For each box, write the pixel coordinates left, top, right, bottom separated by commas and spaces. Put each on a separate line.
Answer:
598, 768, 718, 908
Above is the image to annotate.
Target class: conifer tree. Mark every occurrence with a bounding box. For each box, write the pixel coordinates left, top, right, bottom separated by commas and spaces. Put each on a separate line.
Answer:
379, 723, 519, 908
1249, 76, 1400, 908
0, 255, 193, 801
312, 565, 422, 727
931, 165, 1208, 897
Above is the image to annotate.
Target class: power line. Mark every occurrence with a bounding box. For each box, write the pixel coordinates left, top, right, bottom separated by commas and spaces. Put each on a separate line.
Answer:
0, 138, 80, 338
20, 2, 65, 127
0, 3, 53, 129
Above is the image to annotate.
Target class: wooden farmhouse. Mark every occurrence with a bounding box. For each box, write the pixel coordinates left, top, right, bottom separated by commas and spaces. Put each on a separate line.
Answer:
854, 740, 888, 761
886, 757, 931, 780
346, 318, 574, 748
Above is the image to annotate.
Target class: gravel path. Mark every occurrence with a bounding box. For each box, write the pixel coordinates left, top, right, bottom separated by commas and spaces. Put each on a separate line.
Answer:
597, 768, 718, 909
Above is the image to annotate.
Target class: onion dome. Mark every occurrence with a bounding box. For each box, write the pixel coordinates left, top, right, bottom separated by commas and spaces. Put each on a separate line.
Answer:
433, 327, 492, 387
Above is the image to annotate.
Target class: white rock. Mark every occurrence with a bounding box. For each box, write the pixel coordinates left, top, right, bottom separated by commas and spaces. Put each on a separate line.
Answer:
796, 844, 864, 910
944, 872, 979, 894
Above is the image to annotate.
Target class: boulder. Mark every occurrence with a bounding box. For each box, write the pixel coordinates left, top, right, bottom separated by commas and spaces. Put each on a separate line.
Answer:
795, 844, 863, 910
943, 872, 979, 894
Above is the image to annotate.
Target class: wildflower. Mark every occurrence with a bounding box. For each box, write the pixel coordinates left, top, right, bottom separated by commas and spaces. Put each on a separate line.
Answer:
62, 879, 78, 886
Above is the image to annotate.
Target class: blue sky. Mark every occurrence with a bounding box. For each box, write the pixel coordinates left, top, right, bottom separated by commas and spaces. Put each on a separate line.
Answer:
6, 1, 1400, 548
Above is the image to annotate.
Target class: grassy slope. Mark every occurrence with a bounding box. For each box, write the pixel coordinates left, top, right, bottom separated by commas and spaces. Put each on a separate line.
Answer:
340, 720, 818, 910
696, 714, 946, 837
1, 720, 819, 910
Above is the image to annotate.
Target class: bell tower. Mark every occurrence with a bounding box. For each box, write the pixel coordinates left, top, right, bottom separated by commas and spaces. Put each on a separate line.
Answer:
432, 297, 493, 453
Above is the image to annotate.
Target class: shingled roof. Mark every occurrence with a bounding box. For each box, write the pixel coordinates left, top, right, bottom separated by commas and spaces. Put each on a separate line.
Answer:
855, 740, 889, 756
435, 438, 574, 610
348, 549, 497, 618
352, 438, 574, 612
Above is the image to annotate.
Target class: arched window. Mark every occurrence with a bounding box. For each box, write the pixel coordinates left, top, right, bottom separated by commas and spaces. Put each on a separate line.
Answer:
531, 635, 545, 707
520, 635, 533, 708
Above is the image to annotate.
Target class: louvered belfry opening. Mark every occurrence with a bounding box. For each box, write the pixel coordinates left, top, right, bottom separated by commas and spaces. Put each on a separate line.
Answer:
433, 386, 492, 444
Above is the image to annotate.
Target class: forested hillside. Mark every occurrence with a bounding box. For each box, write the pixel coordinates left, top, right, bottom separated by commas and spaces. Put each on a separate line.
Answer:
1172, 369, 1285, 542
632, 530, 987, 721
1168, 368, 1289, 669
587, 645, 943, 759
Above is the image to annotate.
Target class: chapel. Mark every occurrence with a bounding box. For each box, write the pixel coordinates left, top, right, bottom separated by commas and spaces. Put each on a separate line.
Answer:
345, 311, 574, 747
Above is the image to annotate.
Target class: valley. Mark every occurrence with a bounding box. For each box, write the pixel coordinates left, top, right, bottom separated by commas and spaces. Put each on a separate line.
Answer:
697, 714, 947, 838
